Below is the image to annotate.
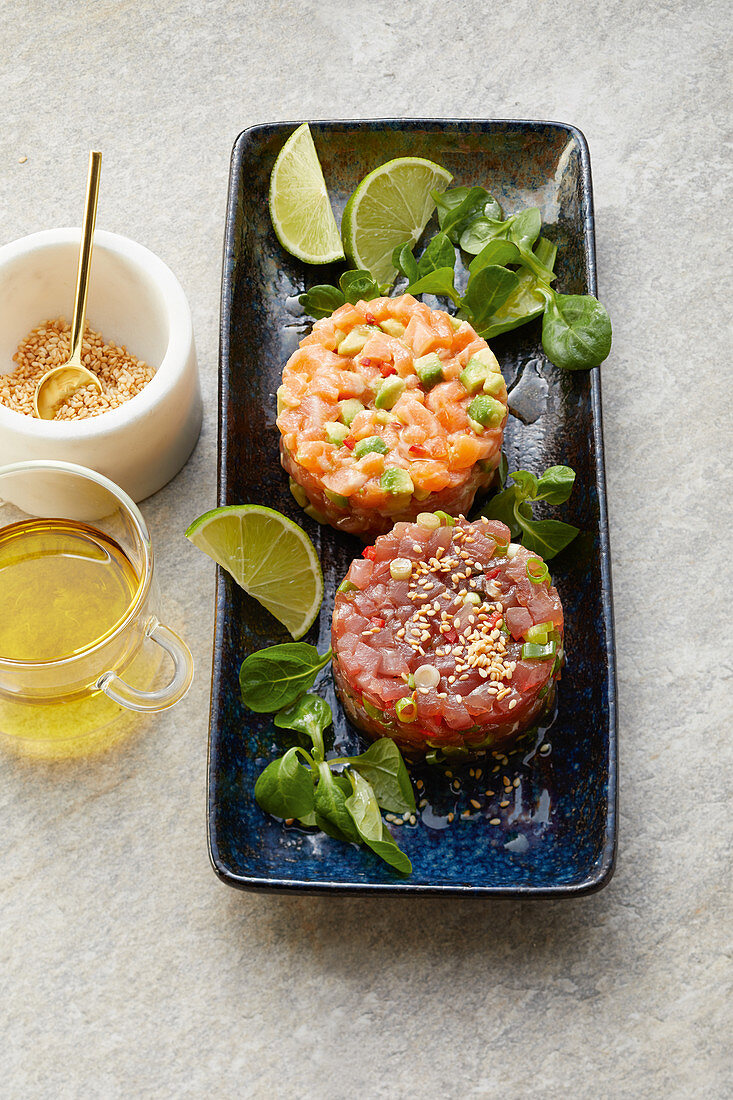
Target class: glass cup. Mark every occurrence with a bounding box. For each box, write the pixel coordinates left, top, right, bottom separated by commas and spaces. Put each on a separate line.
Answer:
0, 459, 194, 755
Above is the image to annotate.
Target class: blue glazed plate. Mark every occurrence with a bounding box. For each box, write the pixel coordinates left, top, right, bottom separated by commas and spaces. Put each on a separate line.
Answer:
210, 119, 617, 896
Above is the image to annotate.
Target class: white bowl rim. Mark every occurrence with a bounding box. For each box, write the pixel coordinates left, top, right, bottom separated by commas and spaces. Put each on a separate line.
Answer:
0, 227, 193, 438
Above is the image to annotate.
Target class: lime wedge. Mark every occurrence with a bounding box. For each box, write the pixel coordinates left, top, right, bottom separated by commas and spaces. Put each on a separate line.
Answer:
341, 157, 453, 286
186, 505, 323, 640
269, 123, 344, 265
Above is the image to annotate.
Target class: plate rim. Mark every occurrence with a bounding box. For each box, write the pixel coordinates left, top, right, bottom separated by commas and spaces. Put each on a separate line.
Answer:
209, 117, 618, 898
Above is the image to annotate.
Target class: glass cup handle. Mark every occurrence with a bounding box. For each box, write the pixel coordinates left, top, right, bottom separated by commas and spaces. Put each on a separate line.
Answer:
97, 620, 194, 713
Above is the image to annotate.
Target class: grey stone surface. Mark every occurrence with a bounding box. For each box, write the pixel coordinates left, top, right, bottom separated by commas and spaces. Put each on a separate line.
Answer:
0, 1, 730, 1097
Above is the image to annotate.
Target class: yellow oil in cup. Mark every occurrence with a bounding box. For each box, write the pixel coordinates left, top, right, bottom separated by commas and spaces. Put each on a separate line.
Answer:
0, 518, 139, 662
0, 460, 194, 758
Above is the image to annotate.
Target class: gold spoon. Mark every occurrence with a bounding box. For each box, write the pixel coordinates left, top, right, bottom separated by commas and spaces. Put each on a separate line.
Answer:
34, 151, 104, 420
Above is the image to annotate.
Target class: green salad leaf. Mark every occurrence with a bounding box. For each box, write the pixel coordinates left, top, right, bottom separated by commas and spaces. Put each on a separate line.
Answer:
345, 771, 412, 875
406, 267, 461, 305
415, 231, 455, 277
534, 465, 576, 505
239, 643, 332, 712
433, 186, 502, 244
518, 514, 580, 558
299, 269, 382, 319
274, 692, 332, 762
243, 676, 415, 874
462, 265, 520, 326
299, 284, 345, 319
254, 746, 316, 819
342, 738, 416, 814
392, 241, 419, 283
541, 292, 613, 370
314, 762, 361, 842
468, 238, 522, 276
339, 268, 382, 304
480, 463, 579, 560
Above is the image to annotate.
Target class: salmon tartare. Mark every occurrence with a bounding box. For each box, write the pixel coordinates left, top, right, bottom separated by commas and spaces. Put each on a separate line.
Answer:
277, 295, 508, 538
331, 513, 564, 756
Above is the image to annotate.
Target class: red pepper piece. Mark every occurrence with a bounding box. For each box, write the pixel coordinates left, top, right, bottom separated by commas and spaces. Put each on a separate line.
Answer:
379, 362, 397, 377
362, 546, 376, 560
372, 617, 385, 628
409, 445, 429, 458
365, 312, 376, 324
487, 567, 500, 579
487, 610, 503, 629
343, 436, 355, 450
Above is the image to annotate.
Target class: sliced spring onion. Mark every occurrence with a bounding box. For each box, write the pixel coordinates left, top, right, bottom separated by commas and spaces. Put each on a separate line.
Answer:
416, 512, 441, 530
525, 620, 554, 644
389, 557, 413, 581
414, 664, 440, 689
363, 698, 385, 720
395, 695, 418, 722
526, 557, 550, 584
433, 510, 456, 526
521, 641, 557, 660
337, 578, 359, 593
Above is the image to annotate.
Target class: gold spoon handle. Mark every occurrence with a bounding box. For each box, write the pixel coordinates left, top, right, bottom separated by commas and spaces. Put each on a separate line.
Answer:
69, 150, 102, 364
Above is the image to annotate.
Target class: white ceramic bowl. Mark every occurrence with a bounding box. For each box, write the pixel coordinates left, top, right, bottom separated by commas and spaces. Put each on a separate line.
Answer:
0, 228, 202, 507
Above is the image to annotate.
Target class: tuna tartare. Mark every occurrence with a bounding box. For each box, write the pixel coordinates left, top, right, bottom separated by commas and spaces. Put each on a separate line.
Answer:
331, 514, 564, 756
277, 295, 508, 538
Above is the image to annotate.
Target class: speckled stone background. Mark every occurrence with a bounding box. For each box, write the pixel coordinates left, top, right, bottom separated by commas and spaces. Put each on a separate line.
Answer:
1, 2, 730, 1097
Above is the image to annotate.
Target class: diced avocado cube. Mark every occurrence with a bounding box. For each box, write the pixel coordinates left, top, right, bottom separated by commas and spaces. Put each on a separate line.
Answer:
324, 488, 349, 508
412, 486, 431, 502
459, 360, 488, 395
354, 435, 388, 458
467, 417, 485, 435
379, 319, 405, 337
469, 347, 501, 373
525, 620, 554, 644
521, 640, 557, 661
304, 504, 329, 524
375, 409, 398, 425
483, 372, 507, 399
447, 314, 462, 331
325, 422, 350, 446
467, 394, 506, 428
375, 376, 406, 410
288, 477, 308, 508
414, 352, 444, 390
276, 385, 288, 415
381, 467, 414, 495
338, 398, 364, 426
337, 325, 377, 357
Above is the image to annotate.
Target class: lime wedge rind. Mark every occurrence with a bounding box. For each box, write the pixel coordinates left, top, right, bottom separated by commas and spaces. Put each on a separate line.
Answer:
186, 505, 323, 640
269, 123, 345, 266
341, 157, 453, 286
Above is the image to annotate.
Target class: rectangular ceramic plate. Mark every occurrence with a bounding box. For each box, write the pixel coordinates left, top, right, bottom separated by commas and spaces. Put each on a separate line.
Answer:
209, 119, 617, 896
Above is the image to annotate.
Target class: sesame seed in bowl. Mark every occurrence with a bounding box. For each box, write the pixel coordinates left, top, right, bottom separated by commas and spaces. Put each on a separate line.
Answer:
1, 318, 155, 420
0, 228, 202, 506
